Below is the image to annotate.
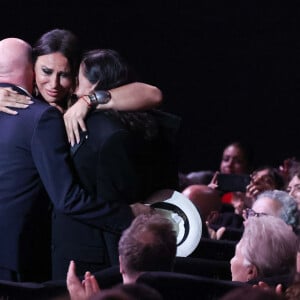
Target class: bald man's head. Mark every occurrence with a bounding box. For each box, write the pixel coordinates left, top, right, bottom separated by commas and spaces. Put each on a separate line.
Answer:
0, 38, 34, 93
182, 184, 222, 221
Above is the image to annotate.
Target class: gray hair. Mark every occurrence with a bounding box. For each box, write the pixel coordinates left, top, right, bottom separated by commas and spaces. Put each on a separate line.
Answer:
240, 215, 298, 278
256, 189, 299, 232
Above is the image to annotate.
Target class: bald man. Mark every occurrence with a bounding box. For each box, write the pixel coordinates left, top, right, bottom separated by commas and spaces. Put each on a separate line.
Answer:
0, 38, 134, 282
182, 185, 245, 241
182, 184, 222, 222
182, 184, 223, 239
0, 38, 34, 88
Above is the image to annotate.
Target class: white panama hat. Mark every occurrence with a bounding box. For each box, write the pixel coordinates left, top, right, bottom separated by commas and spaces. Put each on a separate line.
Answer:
146, 189, 202, 257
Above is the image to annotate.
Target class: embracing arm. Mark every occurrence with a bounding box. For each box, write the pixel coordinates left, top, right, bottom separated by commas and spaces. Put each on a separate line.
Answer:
32, 107, 134, 230
64, 82, 163, 146
98, 82, 162, 111
0, 87, 33, 115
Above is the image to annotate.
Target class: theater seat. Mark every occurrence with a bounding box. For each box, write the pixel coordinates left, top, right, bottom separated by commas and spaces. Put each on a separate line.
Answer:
137, 271, 248, 300
190, 237, 237, 261
0, 279, 68, 300
93, 265, 123, 289
174, 256, 231, 280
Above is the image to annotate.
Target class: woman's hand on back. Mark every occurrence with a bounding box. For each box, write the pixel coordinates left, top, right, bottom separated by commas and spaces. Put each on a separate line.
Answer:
0, 87, 33, 115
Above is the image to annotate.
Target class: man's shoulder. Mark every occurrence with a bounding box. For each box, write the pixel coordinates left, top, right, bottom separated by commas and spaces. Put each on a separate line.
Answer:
21, 99, 60, 120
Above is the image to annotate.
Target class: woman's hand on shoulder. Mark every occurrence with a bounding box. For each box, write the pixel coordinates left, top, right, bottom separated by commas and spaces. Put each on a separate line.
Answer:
64, 98, 90, 146
0, 87, 33, 115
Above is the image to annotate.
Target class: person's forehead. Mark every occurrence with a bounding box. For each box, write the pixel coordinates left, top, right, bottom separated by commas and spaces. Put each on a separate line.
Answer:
35, 52, 70, 70
224, 145, 241, 155
252, 197, 277, 213
254, 169, 270, 177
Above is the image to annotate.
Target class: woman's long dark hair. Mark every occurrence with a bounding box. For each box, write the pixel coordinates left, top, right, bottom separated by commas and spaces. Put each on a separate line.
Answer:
33, 29, 82, 109
82, 49, 158, 140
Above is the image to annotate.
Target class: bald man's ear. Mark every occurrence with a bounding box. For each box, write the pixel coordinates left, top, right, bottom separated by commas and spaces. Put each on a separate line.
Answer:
247, 264, 258, 281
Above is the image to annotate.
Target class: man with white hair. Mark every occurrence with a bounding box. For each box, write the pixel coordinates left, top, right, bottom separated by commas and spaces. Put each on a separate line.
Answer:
230, 215, 298, 283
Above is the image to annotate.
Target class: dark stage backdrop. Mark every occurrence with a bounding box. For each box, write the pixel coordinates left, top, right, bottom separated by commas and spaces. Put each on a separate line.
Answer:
1, 1, 300, 172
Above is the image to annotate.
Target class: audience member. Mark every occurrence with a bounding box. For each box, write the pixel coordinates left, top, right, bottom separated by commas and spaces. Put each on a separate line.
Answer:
285, 280, 300, 300
245, 166, 285, 206
287, 170, 300, 210
182, 184, 245, 240
182, 184, 222, 238
67, 213, 177, 299
230, 215, 298, 284
118, 213, 177, 283
231, 192, 248, 215
180, 140, 254, 190
205, 141, 255, 215
219, 141, 253, 175
250, 190, 299, 234
278, 157, 300, 188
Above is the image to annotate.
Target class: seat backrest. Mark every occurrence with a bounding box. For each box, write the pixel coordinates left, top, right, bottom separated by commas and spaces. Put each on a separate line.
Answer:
190, 237, 237, 261
93, 265, 123, 289
137, 271, 248, 300
174, 256, 231, 280
0, 279, 68, 300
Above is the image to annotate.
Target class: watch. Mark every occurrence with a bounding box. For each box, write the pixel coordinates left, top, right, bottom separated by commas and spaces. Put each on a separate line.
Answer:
88, 90, 111, 106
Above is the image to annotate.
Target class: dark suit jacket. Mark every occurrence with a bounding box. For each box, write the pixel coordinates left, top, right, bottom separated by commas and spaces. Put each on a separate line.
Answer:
0, 83, 134, 281
52, 109, 180, 279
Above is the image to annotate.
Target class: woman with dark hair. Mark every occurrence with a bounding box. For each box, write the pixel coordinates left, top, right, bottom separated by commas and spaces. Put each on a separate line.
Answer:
51, 48, 179, 279
77, 48, 159, 140
32, 28, 81, 112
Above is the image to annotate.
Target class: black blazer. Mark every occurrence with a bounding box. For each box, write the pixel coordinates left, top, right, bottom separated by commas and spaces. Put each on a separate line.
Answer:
52, 110, 180, 279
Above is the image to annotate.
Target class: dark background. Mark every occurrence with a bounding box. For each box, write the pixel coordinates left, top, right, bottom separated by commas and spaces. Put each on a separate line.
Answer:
1, 1, 300, 173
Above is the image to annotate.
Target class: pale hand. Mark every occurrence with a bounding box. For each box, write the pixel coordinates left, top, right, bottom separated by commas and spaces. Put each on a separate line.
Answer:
0, 87, 32, 115
64, 98, 89, 146
67, 260, 100, 300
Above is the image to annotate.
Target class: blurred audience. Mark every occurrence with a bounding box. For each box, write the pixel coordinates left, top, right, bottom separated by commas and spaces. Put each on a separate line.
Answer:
182, 184, 244, 240
285, 280, 300, 300
179, 140, 254, 190
182, 184, 222, 238
287, 170, 300, 210
245, 166, 285, 206
250, 190, 299, 234
278, 157, 300, 188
